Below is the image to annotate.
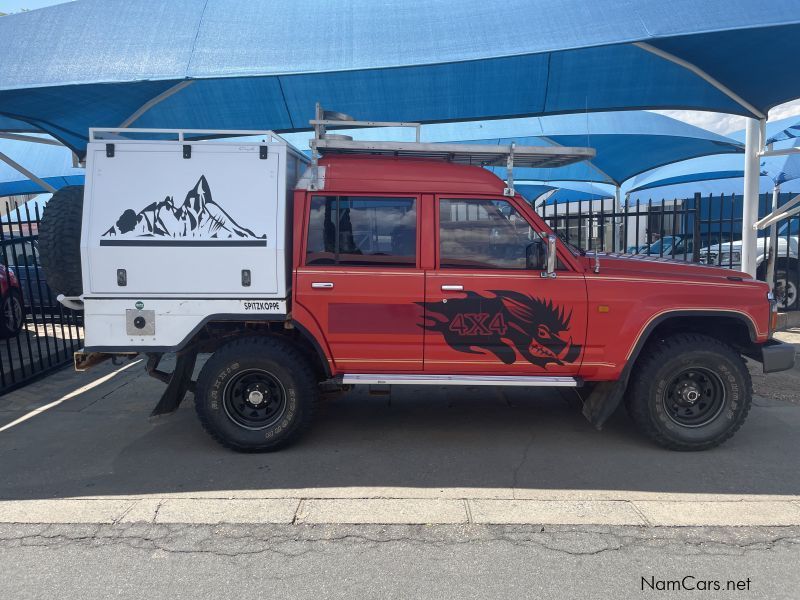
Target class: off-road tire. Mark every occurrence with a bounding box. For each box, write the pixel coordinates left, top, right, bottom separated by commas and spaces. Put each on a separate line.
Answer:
195, 336, 318, 452
0, 289, 23, 338
38, 185, 84, 298
625, 333, 752, 451
774, 268, 799, 311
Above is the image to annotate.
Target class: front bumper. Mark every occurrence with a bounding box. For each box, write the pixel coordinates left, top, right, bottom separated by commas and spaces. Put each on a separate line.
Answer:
760, 340, 797, 374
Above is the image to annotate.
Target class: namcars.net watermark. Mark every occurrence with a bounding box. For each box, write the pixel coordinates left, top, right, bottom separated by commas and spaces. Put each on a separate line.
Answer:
642, 576, 752, 592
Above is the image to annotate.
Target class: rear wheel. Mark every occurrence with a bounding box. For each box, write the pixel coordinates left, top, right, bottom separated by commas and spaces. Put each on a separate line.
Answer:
195, 336, 318, 452
0, 289, 23, 338
625, 333, 751, 451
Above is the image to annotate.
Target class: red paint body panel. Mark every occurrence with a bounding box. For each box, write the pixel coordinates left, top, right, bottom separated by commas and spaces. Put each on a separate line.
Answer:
296, 268, 425, 371
290, 156, 772, 381
579, 255, 769, 380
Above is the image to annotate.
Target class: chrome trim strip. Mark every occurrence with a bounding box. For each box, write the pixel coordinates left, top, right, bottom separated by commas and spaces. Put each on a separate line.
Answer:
340, 374, 579, 387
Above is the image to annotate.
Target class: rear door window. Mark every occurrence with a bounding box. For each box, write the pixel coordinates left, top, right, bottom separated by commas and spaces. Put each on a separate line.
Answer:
306, 196, 417, 267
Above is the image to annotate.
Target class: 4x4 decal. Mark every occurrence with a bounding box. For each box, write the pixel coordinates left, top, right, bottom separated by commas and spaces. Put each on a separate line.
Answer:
420, 290, 581, 368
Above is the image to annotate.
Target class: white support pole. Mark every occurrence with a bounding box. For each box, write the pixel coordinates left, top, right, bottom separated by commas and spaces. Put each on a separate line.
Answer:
615, 185, 622, 251
741, 118, 763, 277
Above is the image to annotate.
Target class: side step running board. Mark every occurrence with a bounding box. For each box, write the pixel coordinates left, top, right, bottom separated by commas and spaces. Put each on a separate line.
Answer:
340, 374, 581, 387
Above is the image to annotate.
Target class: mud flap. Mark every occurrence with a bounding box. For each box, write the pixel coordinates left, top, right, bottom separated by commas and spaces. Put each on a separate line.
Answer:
581, 380, 626, 430
146, 350, 198, 417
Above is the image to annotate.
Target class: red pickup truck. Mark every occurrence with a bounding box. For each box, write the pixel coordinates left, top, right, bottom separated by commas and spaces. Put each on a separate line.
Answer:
39, 121, 794, 453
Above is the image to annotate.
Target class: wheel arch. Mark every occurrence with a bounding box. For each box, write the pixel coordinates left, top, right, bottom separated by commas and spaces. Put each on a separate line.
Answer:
623, 311, 758, 384
582, 310, 758, 431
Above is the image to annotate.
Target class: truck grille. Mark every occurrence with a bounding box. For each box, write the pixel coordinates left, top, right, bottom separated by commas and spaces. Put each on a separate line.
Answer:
700, 252, 718, 265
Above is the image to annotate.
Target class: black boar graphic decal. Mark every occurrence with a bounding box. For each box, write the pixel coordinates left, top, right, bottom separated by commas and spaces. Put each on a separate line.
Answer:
419, 290, 581, 368
103, 175, 265, 241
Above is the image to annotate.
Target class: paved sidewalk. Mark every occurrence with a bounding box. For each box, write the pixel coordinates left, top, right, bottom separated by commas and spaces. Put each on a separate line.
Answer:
2, 496, 800, 527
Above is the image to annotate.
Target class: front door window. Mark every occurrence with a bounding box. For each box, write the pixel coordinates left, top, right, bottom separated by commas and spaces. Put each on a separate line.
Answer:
439, 198, 542, 270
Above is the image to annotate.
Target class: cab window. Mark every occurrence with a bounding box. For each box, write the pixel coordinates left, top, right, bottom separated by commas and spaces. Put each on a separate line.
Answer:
306, 196, 417, 267
439, 198, 545, 270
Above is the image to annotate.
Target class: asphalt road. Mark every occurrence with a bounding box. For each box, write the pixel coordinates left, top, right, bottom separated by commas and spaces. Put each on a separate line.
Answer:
2, 355, 800, 499
1, 523, 798, 600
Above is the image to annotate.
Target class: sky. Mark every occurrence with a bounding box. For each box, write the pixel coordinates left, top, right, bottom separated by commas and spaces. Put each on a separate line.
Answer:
1, 0, 800, 136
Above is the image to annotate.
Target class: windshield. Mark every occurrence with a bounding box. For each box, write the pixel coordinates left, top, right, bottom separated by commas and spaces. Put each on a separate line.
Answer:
646, 236, 678, 254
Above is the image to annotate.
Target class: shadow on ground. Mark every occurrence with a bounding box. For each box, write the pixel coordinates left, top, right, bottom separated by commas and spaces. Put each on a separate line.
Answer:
0, 355, 798, 500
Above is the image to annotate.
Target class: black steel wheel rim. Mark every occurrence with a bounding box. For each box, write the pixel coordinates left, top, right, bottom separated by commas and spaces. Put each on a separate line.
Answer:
3, 295, 21, 331
663, 367, 726, 428
222, 368, 287, 430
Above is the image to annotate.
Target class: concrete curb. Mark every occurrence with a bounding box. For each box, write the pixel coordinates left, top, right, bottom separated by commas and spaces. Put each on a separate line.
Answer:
3, 495, 800, 527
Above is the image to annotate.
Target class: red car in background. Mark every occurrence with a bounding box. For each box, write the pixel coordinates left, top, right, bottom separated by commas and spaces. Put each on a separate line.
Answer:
0, 264, 23, 338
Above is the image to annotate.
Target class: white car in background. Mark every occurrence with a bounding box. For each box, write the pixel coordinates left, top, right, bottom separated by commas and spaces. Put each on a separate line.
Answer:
699, 220, 799, 309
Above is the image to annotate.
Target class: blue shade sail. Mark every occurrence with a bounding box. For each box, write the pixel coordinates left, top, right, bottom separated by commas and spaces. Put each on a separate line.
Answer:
1, 0, 799, 155
625, 151, 800, 195
626, 178, 800, 204
728, 115, 800, 144
0, 137, 84, 197
284, 111, 741, 187
517, 181, 616, 205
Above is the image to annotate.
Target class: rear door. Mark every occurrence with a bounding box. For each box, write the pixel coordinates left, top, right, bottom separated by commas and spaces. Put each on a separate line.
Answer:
295, 194, 424, 371
423, 197, 587, 375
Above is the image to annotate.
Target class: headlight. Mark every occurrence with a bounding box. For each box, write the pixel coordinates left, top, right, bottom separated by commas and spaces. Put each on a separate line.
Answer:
731, 251, 741, 265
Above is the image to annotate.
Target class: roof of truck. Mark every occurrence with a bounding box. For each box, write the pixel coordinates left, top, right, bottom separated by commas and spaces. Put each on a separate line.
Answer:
318, 155, 507, 196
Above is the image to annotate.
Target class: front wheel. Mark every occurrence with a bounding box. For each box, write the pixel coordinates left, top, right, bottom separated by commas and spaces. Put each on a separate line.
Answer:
625, 333, 752, 451
195, 336, 318, 452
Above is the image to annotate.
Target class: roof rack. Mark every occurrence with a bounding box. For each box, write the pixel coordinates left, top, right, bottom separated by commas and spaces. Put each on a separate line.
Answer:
307, 103, 595, 196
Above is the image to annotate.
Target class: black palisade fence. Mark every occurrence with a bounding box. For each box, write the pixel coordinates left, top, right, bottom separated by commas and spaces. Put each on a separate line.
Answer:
0, 198, 83, 394
536, 191, 800, 311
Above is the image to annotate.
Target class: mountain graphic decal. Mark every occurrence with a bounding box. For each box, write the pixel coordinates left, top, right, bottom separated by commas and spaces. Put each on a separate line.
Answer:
102, 176, 266, 244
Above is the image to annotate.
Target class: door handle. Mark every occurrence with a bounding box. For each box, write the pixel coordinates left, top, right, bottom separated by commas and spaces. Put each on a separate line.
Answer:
311, 282, 334, 289
441, 284, 464, 291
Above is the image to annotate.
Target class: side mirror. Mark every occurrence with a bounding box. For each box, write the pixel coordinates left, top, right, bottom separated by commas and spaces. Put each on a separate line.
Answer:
526, 239, 546, 270
526, 235, 558, 275
546, 234, 557, 275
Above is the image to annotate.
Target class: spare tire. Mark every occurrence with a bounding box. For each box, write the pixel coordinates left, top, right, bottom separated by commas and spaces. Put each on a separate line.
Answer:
39, 185, 84, 297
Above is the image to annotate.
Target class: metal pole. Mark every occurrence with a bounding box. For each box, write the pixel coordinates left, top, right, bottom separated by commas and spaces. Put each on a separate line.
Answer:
0, 150, 57, 194
741, 118, 762, 276
766, 184, 780, 290
614, 186, 621, 252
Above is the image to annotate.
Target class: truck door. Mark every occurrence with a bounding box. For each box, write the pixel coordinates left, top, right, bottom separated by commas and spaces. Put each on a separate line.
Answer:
423, 197, 587, 375
295, 195, 424, 371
